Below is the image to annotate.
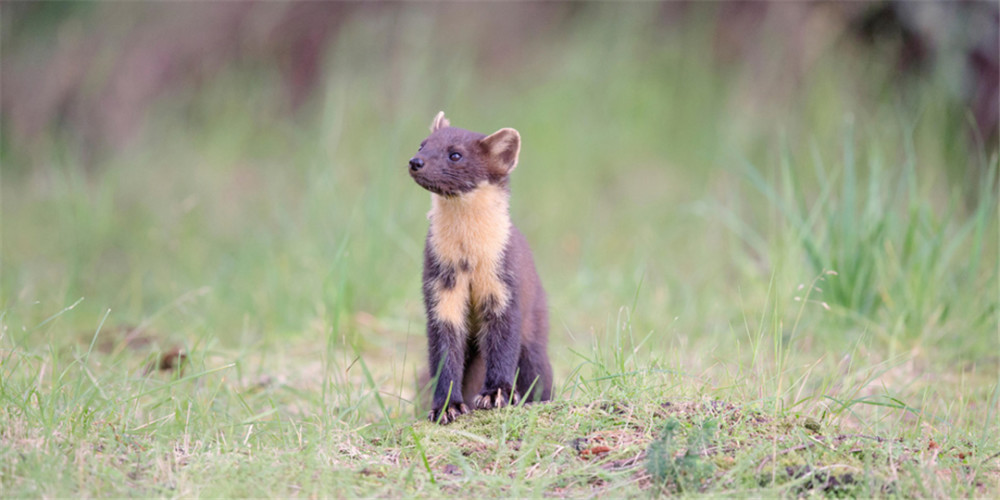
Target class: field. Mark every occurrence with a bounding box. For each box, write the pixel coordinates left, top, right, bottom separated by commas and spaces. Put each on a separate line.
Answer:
2, 4, 998, 497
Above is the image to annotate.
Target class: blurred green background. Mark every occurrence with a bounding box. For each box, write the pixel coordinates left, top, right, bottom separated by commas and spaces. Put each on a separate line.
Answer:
2, 2, 997, 385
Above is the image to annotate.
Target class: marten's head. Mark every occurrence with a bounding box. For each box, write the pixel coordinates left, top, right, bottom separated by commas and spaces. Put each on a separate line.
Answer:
408, 111, 521, 197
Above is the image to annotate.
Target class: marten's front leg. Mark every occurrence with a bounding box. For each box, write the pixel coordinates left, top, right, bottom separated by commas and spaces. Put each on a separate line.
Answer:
425, 251, 471, 424
427, 319, 470, 424
473, 295, 522, 410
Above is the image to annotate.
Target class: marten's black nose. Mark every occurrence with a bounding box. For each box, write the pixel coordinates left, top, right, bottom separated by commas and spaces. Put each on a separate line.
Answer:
409, 157, 424, 171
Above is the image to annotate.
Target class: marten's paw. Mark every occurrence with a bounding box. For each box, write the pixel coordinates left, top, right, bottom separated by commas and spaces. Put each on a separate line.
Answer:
473, 385, 520, 410
428, 402, 470, 425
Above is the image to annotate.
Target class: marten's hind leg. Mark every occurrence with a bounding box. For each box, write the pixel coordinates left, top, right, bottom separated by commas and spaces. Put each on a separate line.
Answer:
516, 340, 552, 402
515, 303, 552, 402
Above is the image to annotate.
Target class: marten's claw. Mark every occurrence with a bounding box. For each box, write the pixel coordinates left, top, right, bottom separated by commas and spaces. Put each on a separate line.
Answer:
428, 402, 470, 425
473, 386, 520, 410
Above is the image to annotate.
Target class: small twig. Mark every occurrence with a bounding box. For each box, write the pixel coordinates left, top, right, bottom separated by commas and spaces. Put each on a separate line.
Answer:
601, 451, 646, 471
830, 433, 898, 443
980, 450, 1000, 466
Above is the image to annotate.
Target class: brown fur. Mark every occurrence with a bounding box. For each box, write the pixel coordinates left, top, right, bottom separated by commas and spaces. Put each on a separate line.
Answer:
410, 111, 552, 424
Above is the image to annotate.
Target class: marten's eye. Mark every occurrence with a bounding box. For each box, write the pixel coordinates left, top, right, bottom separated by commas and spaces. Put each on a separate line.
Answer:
449, 152, 462, 162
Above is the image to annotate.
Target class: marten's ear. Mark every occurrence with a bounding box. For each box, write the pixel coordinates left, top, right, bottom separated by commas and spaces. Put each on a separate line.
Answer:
430, 111, 450, 132
480, 128, 521, 174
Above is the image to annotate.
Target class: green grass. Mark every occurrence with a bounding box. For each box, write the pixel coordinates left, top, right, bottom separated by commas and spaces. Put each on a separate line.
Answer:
2, 6, 998, 497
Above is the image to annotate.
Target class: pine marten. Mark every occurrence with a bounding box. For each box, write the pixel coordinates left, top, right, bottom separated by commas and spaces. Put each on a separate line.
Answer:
409, 111, 552, 425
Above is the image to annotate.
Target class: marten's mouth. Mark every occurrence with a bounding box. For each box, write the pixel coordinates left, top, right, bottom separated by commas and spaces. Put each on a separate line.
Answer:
410, 173, 457, 197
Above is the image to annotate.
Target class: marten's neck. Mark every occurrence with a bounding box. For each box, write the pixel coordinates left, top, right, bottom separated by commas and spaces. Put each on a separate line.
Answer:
428, 182, 511, 268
